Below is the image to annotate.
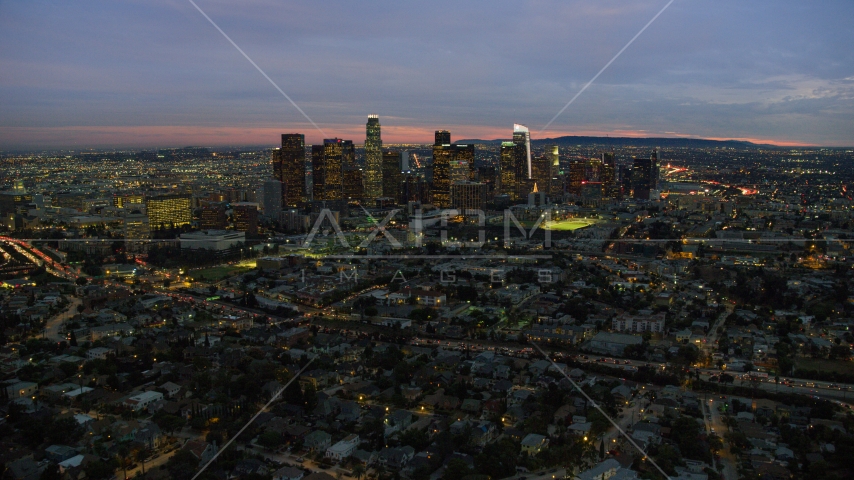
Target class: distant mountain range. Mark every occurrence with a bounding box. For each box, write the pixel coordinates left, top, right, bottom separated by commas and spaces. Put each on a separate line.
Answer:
456, 135, 774, 149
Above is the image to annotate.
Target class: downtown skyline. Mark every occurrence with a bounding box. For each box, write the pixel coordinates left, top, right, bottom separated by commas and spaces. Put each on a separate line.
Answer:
1, 0, 853, 149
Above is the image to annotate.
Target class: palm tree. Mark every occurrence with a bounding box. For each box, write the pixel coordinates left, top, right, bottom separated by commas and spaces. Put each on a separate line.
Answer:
352, 463, 366, 480
136, 447, 150, 476
116, 443, 130, 480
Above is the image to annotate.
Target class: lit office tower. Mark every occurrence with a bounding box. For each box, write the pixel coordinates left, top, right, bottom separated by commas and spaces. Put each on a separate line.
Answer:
232, 203, 259, 236
631, 157, 654, 200
431, 131, 453, 208
546, 145, 561, 198
200, 203, 228, 230
146, 194, 192, 230
342, 140, 356, 168
262, 179, 283, 218
312, 139, 346, 201
124, 212, 150, 253
451, 182, 487, 213
500, 141, 524, 200
273, 134, 306, 207
449, 160, 470, 183
531, 154, 552, 199
435, 130, 451, 145
567, 161, 585, 195
124, 212, 150, 240
343, 167, 364, 201
382, 150, 403, 202
513, 124, 532, 179
601, 152, 616, 198
364, 115, 383, 199
431, 131, 477, 208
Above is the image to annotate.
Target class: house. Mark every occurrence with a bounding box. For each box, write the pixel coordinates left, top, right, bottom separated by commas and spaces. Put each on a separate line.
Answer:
159, 382, 182, 398
520, 433, 549, 454
377, 446, 415, 468
234, 459, 266, 477
5, 381, 38, 398
577, 459, 638, 480
45, 445, 78, 463
304, 430, 332, 452
184, 440, 218, 467
273, 466, 305, 480
124, 391, 164, 412
384, 409, 413, 436
326, 434, 360, 461
610, 385, 632, 403
86, 347, 115, 360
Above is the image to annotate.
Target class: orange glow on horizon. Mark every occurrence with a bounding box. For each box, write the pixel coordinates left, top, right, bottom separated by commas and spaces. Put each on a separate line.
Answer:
0, 125, 820, 148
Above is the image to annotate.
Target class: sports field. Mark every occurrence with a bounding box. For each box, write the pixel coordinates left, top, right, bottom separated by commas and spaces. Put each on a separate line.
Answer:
189, 260, 256, 281
543, 218, 597, 231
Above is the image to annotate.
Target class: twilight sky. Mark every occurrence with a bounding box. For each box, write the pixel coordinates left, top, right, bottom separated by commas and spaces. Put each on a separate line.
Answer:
1, 0, 853, 149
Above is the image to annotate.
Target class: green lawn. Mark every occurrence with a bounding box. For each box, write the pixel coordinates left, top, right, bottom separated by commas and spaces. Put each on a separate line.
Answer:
543, 218, 596, 231
189, 264, 254, 281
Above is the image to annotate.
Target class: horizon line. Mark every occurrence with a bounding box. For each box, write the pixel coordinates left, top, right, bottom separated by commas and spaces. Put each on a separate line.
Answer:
0, 130, 837, 152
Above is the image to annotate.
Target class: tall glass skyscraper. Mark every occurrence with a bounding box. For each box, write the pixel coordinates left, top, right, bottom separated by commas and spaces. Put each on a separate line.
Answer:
364, 115, 383, 199
273, 134, 306, 207
513, 124, 532, 179
312, 139, 346, 201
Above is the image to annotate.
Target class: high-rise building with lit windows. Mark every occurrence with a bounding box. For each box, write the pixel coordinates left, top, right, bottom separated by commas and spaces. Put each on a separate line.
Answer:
312, 139, 346, 201
364, 115, 383, 199
273, 134, 306, 207
601, 152, 617, 199
432, 130, 476, 208
382, 150, 403, 202
146, 194, 192, 230
546, 145, 561, 198
435, 130, 451, 145
513, 124, 532, 180
232, 202, 259, 236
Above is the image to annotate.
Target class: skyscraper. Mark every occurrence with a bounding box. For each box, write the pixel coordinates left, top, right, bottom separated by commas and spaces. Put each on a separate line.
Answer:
513, 124, 532, 179
500, 141, 524, 200
343, 167, 364, 201
567, 161, 585, 196
364, 115, 383, 199
546, 145, 561, 198
262, 179, 283, 218
382, 150, 403, 202
435, 130, 451, 145
273, 134, 306, 208
631, 157, 653, 200
600, 152, 616, 199
432, 143, 452, 208
431, 131, 477, 208
312, 139, 346, 202
531, 154, 552, 199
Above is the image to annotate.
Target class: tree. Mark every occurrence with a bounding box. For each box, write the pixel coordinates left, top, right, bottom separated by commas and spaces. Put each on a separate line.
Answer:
352, 463, 366, 480
258, 431, 283, 449
39, 464, 62, 480
599, 439, 605, 460
136, 447, 150, 475
116, 443, 130, 480
443, 459, 473, 480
